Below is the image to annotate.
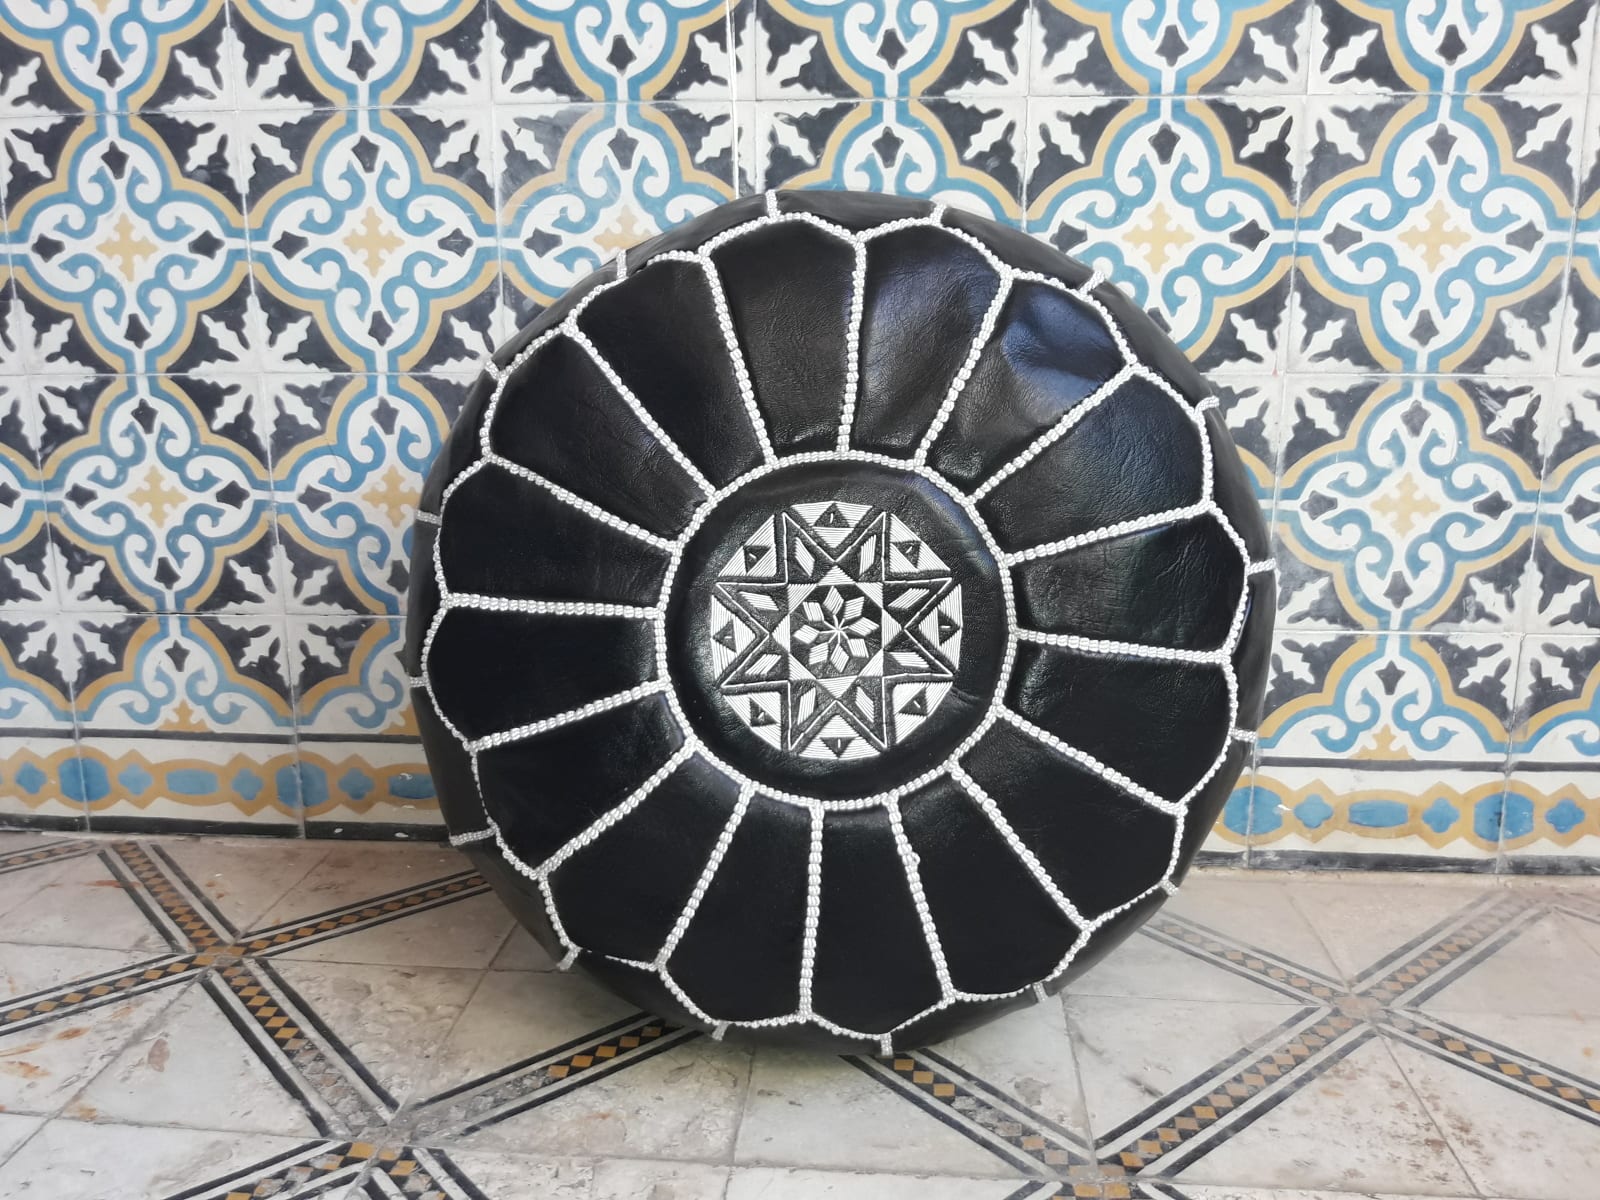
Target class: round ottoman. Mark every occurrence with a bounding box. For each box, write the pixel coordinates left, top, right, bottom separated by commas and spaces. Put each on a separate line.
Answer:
407, 189, 1274, 1052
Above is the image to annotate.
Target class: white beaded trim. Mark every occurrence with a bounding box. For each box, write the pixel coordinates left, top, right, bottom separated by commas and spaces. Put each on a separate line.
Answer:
970, 363, 1136, 501
417, 191, 1279, 1051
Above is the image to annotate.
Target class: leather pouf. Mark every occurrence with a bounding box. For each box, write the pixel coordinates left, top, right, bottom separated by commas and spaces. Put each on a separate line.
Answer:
407, 189, 1275, 1052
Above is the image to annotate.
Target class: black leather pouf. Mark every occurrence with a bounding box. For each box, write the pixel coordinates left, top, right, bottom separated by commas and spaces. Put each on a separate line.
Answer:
407, 189, 1274, 1052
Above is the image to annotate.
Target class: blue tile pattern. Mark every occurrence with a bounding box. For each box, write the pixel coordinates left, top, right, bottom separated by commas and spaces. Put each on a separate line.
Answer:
0, 0, 1593, 864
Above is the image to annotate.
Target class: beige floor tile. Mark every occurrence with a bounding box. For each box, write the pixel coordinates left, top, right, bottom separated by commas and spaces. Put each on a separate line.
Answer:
1560, 909, 1600, 959
2, 853, 171, 953
1164, 874, 1342, 978
492, 925, 559, 970
71, 982, 318, 1136
931, 996, 1090, 1139
1064, 931, 1309, 1005
271, 890, 515, 969
724, 1165, 1030, 1198
1285, 877, 1494, 984
153, 837, 329, 932
1172, 1036, 1476, 1194
252, 843, 473, 926
1419, 910, 1600, 1018
1390, 1037, 1600, 1200
735, 1048, 1019, 1177
0, 942, 154, 1001
269, 959, 483, 1109
0, 857, 76, 922
1066, 994, 1313, 1139
418, 969, 639, 1098
0, 1118, 343, 1199
0, 1112, 42, 1164
0, 982, 187, 1116
453, 1038, 750, 1161
591, 1157, 731, 1199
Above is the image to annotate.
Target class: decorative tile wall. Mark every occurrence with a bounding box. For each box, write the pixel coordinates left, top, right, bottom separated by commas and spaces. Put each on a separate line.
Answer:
0, 0, 1594, 868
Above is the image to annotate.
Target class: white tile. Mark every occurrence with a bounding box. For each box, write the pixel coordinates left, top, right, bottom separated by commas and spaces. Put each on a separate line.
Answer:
273, 890, 514, 969
1420, 910, 1600, 1018
0, 942, 153, 1002
1173, 1037, 1476, 1195
1286, 876, 1497, 984
735, 1048, 1017, 1177
72, 983, 317, 1136
0, 1118, 322, 1199
1066, 994, 1313, 1139
1065, 932, 1308, 1005
153, 837, 328, 932
419, 970, 639, 1097
725, 1165, 1026, 1198
1, 853, 171, 953
0, 983, 185, 1116
1391, 1037, 1600, 1200
492, 925, 559, 971
252, 843, 472, 926
1164, 874, 1342, 979
932, 997, 1089, 1138
457, 1039, 750, 1161
270, 959, 482, 1109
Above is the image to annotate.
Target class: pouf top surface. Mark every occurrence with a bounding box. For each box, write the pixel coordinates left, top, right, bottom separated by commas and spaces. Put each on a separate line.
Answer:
408, 189, 1275, 1051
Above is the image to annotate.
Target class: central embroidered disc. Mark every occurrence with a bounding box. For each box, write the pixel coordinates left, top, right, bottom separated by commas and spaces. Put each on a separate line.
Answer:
708, 500, 964, 762
665, 459, 1007, 801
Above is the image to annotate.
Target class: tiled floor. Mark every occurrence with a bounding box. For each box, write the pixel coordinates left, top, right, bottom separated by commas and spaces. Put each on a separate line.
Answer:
0, 833, 1594, 1199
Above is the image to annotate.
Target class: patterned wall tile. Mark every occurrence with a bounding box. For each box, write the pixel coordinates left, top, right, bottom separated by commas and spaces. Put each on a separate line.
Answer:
1274, 375, 1546, 631
498, 103, 737, 306
268, 373, 469, 617
1559, 87, 1600, 373
0, 112, 250, 375
1307, 0, 1597, 94
754, 99, 1024, 220
1213, 374, 1287, 504
1292, 93, 1576, 376
0, 376, 58, 610
243, 106, 499, 374
1528, 381, 1600, 630
1505, 634, 1600, 860
38, 374, 276, 614
0, 0, 233, 112
68, 614, 293, 735
1026, 96, 1300, 373
1032, 0, 1311, 96
751, 0, 1028, 99
1252, 630, 1516, 858
1248, 764, 1509, 859
288, 615, 411, 737
297, 743, 437, 833
230, 0, 491, 108
492, 0, 734, 102
74, 740, 302, 830
0, 738, 87, 827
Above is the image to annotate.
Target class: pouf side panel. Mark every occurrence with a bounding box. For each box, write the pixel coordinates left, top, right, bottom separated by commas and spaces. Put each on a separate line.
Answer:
961, 720, 1176, 919
900, 776, 1082, 996
1233, 572, 1276, 730
476, 694, 684, 866
551, 756, 743, 963
486, 336, 707, 537
413, 690, 487, 834
1012, 514, 1244, 650
977, 376, 1205, 552
926, 280, 1124, 490
1087, 279, 1211, 406
665, 794, 811, 1022
811, 807, 944, 1033
427, 611, 656, 745
579, 260, 768, 485
851, 227, 1002, 456
711, 223, 856, 455
775, 188, 933, 231
437, 464, 670, 607
1007, 642, 1234, 801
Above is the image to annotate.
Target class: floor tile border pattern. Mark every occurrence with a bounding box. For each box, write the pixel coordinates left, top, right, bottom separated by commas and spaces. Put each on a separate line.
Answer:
0, 836, 1585, 1198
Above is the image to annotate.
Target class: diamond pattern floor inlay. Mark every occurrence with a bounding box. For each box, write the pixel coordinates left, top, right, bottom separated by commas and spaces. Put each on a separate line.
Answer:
0, 829, 1593, 1199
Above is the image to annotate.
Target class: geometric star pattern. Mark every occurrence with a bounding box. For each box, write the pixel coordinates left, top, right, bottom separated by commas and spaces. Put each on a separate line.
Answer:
711, 501, 961, 760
